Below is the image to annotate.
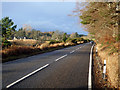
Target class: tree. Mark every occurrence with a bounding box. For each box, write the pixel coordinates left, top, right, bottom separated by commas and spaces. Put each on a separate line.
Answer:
14, 28, 26, 39
63, 33, 67, 42
1, 17, 17, 41
75, 32, 79, 37
78, 2, 119, 44
51, 30, 64, 41
70, 32, 79, 39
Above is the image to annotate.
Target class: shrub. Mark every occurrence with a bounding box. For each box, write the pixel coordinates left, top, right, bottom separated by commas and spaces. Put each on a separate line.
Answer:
77, 41, 81, 44
71, 39, 77, 44
49, 43, 64, 48
2, 40, 11, 49
66, 38, 72, 42
50, 43, 59, 48
39, 43, 49, 50
49, 40, 61, 44
58, 43, 64, 47
83, 40, 87, 43
64, 42, 75, 46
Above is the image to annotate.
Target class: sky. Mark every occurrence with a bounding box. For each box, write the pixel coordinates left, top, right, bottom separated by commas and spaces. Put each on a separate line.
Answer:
2, 2, 88, 35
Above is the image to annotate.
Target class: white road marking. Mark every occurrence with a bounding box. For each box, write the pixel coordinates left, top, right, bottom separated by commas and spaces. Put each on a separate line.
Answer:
6, 64, 49, 88
55, 54, 67, 61
88, 44, 94, 89
6, 44, 89, 88
76, 48, 79, 50
70, 50, 75, 54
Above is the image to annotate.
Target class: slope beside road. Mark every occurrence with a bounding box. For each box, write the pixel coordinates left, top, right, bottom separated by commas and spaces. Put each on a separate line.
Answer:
2, 42, 93, 88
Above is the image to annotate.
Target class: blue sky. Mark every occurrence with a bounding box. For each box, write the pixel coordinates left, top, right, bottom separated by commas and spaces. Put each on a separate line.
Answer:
2, 2, 88, 35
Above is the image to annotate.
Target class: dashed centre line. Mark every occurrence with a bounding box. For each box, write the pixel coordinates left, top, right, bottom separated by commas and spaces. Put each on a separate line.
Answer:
76, 48, 79, 50
70, 46, 82, 54
70, 50, 75, 54
55, 54, 68, 62
6, 45, 85, 88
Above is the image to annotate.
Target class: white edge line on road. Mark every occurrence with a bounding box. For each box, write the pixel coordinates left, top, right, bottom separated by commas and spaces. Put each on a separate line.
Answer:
55, 54, 67, 61
88, 44, 94, 89
6, 64, 49, 88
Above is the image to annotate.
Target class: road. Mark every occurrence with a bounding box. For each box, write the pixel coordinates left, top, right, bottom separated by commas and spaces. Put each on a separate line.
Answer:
2, 42, 93, 88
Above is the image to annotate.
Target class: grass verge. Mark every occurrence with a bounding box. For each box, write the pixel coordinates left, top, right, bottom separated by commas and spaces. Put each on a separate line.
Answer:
93, 44, 119, 88
2, 43, 84, 63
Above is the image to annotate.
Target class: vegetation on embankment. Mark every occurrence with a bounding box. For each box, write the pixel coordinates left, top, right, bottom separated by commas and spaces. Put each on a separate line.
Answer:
75, 2, 119, 88
96, 44, 119, 88
1, 38, 90, 63
93, 44, 119, 88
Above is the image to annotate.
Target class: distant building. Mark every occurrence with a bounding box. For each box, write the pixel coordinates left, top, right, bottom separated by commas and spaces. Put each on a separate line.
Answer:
24, 37, 26, 39
13, 37, 17, 40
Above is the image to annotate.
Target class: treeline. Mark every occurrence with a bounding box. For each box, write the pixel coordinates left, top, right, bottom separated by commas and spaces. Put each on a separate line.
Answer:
1, 17, 86, 48
78, 2, 119, 46
13, 28, 53, 41
10, 27, 85, 43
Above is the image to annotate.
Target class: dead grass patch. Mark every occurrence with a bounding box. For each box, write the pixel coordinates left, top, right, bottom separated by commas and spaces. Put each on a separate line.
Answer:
38, 42, 49, 50
96, 43, 119, 88
8, 39, 37, 46
1, 41, 88, 63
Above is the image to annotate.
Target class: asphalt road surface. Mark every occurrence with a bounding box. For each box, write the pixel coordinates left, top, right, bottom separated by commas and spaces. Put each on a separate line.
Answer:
2, 42, 93, 89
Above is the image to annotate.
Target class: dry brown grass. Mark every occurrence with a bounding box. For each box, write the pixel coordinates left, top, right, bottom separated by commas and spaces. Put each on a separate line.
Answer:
8, 39, 37, 46
58, 43, 64, 47
2, 45, 42, 62
2, 40, 86, 63
93, 49, 105, 88
49, 43, 59, 48
64, 42, 75, 46
96, 44, 119, 88
77, 41, 81, 44
38, 42, 49, 50
49, 43, 64, 48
